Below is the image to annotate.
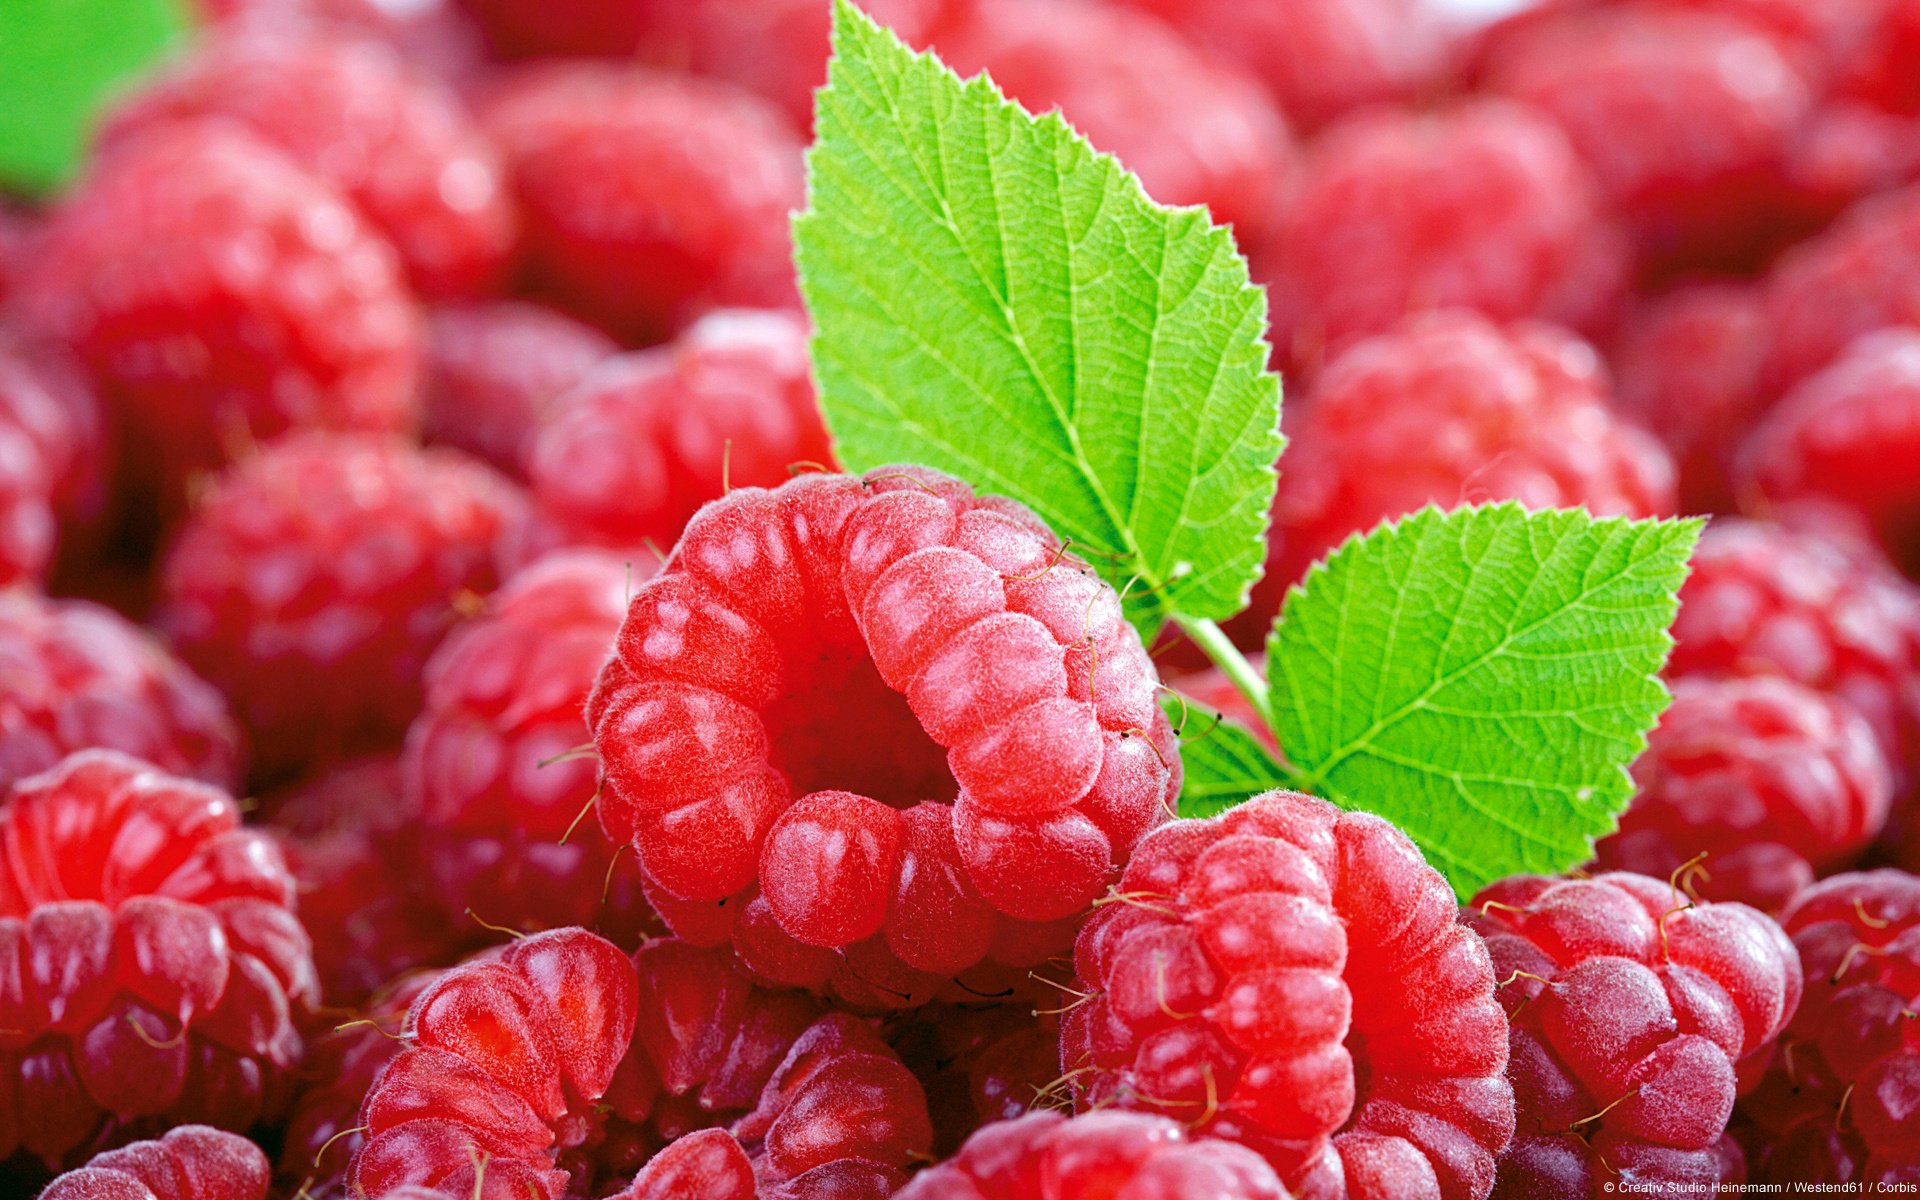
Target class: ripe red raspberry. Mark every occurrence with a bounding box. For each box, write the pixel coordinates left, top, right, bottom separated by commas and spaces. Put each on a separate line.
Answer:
11, 123, 422, 506
480, 65, 804, 346
0, 751, 317, 1170
1469, 872, 1802, 1195
38, 1126, 269, 1200
0, 590, 240, 794
523, 310, 832, 560
589, 468, 1178, 1003
0, 335, 103, 585
1593, 676, 1895, 912
898, 1110, 1293, 1200
1761, 184, 1920, 394
1736, 329, 1920, 578
98, 29, 515, 300
930, 0, 1294, 253
1264, 100, 1629, 367
1666, 517, 1920, 780
399, 550, 654, 941
156, 432, 526, 781
348, 930, 932, 1199
422, 302, 617, 479
1612, 284, 1770, 513
1743, 870, 1920, 1183
1065, 790, 1514, 1198
888, 1002, 1063, 1157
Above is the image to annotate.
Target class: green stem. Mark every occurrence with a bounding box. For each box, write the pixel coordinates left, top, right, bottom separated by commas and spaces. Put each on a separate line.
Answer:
1174, 615, 1273, 732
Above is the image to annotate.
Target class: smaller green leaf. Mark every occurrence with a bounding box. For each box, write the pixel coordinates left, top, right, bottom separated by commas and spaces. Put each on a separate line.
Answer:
0, 0, 190, 194
1267, 504, 1702, 898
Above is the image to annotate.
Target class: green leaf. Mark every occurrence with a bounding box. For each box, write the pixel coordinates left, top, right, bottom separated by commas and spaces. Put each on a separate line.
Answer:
1163, 692, 1292, 819
1267, 504, 1702, 898
0, 0, 190, 195
795, 0, 1283, 637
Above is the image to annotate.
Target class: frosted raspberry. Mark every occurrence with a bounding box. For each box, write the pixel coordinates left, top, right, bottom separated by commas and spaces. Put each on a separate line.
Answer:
1761, 184, 1920, 394
11, 123, 421, 507
899, 1110, 1293, 1200
98, 29, 515, 299
480, 65, 804, 345
1470, 872, 1801, 1195
39, 1126, 268, 1200
589, 468, 1178, 1003
1066, 790, 1514, 1198
888, 1003, 1063, 1156
1666, 517, 1920, 779
0, 590, 240, 794
930, 0, 1294, 253
523, 310, 831, 560
348, 930, 932, 1199
1612, 285, 1771, 513
156, 433, 526, 781
1743, 870, 1920, 1183
1736, 328, 1920, 578
1265, 101, 1629, 367
1593, 676, 1894, 912
399, 550, 654, 941
0, 335, 104, 584
422, 302, 617, 478
0, 751, 317, 1171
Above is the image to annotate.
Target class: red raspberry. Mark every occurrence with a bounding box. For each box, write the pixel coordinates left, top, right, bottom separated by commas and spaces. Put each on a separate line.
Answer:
930, 0, 1294, 253
10, 123, 422, 507
1743, 870, 1920, 1183
1736, 328, 1920, 578
0, 590, 240, 794
1065, 790, 1515, 1198
589, 468, 1178, 1003
1835, 0, 1920, 116
1265, 100, 1629, 367
898, 1110, 1293, 1200
1469, 872, 1802, 1195
1666, 517, 1920, 781
479, 65, 804, 346
156, 432, 526, 781
0, 335, 103, 585
0, 204, 35, 307
1593, 676, 1895, 912
1482, 6, 1812, 274
0, 751, 317, 1170
422, 302, 617, 478
1612, 284, 1771, 513
1761, 184, 1920, 394
453, 0, 659, 59
523, 310, 831, 560
98, 29, 515, 300
38, 1126, 269, 1200
887, 1002, 1063, 1156
348, 930, 932, 1199
399, 550, 654, 941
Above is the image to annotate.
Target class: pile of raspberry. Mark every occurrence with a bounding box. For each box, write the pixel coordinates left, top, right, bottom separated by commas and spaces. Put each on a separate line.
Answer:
5, 0, 1920, 1195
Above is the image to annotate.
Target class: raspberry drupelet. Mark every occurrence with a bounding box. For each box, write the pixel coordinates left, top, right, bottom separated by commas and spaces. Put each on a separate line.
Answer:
0, 751, 317, 1173
1065, 790, 1515, 1200
1469, 872, 1802, 1196
37, 1126, 270, 1200
588, 467, 1179, 1007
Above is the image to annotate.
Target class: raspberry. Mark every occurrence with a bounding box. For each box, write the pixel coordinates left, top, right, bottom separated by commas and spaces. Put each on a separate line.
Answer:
0, 751, 317, 1171
348, 930, 933, 1199
1743, 870, 1920, 1183
589, 467, 1178, 1004
38, 1126, 268, 1200
156, 432, 526, 782
887, 1003, 1063, 1156
1666, 517, 1920, 780
1612, 284, 1770, 513
1264, 100, 1629, 367
1065, 790, 1515, 1198
453, 0, 658, 59
422, 302, 617, 479
1735, 328, 1920, 578
1592, 676, 1895, 912
897, 1110, 1293, 1200
196, 0, 487, 83
1482, 6, 1812, 273
0, 335, 102, 584
1469, 872, 1802, 1195
0, 203, 35, 307
399, 550, 654, 942
98, 29, 515, 300
1835, 0, 1920, 116
479, 65, 805, 346
523, 310, 832, 560
0, 590, 240, 794
1761, 184, 1920, 394
10, 123, 422, 507
930, 0, 1295, 252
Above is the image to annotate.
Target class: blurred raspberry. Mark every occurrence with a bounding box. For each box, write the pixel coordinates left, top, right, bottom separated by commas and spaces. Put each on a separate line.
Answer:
1762, 183, 1920, 395
195, 0, 486, 81
0, 204, 35, 306
1834, 0, 1920, 116
0, 335, 105, 584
